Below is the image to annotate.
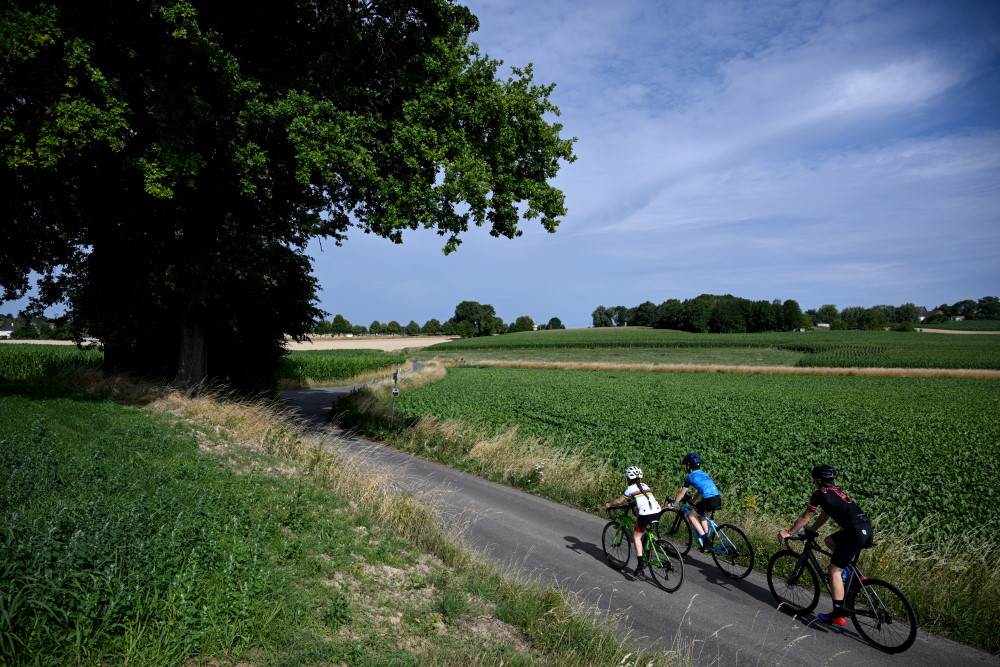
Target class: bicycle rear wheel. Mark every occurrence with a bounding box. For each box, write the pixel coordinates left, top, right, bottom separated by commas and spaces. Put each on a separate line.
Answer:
646, 539, 684, 592
601, 521, 631, 570
766, 550, 820, 614
711, 524, 754, 579
848, 577, 917, 654
663, 510, 694, 555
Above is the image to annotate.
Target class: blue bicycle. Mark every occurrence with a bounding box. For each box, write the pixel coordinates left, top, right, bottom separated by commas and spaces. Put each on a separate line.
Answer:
662, 500, 754, 579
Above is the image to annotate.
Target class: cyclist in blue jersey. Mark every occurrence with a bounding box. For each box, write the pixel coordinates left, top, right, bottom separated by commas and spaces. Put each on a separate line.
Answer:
669, 452, 723, 551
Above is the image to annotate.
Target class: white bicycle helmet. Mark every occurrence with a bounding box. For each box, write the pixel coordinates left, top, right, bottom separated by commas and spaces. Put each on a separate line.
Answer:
625, 466, 643, 481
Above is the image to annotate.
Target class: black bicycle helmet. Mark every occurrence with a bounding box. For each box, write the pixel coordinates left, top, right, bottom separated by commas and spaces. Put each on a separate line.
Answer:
811, 464, 837, 483
682, 452, 702, 466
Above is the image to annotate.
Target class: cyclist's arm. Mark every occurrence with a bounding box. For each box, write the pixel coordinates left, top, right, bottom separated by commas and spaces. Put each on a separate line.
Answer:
778, 507, 815, 541
808, 511, 830, 532
671, 486, 689, 507
605, 494, 629, 509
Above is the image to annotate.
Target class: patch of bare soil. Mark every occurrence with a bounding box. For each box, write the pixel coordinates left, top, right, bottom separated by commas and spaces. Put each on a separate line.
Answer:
456, 358, 1000, 379
915, 328, 1000, 335
285, 335, 455, 351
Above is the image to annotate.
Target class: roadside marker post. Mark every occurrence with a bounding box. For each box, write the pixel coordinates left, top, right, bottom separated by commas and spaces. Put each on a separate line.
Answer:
390, 368, 400, 426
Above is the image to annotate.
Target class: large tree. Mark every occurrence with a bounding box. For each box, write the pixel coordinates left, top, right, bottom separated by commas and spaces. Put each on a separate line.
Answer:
1, 1, 575, 389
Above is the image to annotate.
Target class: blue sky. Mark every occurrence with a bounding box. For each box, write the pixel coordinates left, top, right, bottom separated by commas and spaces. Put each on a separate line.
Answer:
311, 0, 1000, 327
5, 0, 999, 327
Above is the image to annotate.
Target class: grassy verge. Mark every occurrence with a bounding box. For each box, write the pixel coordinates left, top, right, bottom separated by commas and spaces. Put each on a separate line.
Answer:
2, 371, 676, 666
336, 379, 1000, 653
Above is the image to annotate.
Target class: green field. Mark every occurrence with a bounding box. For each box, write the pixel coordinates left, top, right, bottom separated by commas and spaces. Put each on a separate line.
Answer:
396, 367, 1000, 539
0, 345, 403, 386
279, 349, 405, 383
0, 392, 554, 665
0, 344, 101, 382
426, 327, 1000, 369
921, 320, 1000, 331
418, 345, 806, 366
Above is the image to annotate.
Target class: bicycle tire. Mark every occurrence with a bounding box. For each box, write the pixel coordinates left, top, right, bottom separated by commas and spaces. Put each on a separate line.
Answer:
601, 521, 631, 570
711, 524, 754, 579
847, 577, 917, 654
647, 539, 684, 593
664, 510, 694, 555
766, 549, 820, 614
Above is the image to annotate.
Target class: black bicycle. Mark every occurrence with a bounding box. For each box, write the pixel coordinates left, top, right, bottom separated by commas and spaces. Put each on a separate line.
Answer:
766, 529, 917, 654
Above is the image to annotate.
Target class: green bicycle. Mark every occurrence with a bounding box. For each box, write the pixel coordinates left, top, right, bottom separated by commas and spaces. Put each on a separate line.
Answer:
602, 507, 684, 592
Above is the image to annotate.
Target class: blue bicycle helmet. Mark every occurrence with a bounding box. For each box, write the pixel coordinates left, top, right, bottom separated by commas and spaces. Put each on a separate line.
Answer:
682, 452, 702, 466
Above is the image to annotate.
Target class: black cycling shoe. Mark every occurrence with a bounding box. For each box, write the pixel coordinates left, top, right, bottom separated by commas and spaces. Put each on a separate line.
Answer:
629, 560, 646, 578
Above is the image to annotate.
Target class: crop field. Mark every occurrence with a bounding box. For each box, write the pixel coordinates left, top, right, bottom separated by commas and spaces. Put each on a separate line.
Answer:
921, 320, 1000, 331
279, 349, 405, 383
0, 343, 101, 382
427, 327, 1000, 369
0, 344, 403, 386
396, 367, 1000, 539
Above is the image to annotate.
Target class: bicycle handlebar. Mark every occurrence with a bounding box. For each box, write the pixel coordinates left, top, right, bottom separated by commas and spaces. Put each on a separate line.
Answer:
783, 528, 820, 543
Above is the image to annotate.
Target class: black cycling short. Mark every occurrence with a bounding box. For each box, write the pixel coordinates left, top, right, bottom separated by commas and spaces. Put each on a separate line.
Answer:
829, 523, 873, 568
694, 495, 722, 515
635, 511, 662, 532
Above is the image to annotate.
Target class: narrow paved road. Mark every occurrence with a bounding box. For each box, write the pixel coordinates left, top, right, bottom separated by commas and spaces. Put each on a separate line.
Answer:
280, 387, 996, 667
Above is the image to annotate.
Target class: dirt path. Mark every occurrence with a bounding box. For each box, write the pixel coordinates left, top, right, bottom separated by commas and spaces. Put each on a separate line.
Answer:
449, 358, 1000, 379
915, 328, 1000, 335
285, 336, 454, 351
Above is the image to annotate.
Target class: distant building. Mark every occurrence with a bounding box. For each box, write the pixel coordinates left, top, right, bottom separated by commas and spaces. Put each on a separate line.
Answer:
816, 322, 831, 329
0, 325, 13, 339
952, 315, 965, 321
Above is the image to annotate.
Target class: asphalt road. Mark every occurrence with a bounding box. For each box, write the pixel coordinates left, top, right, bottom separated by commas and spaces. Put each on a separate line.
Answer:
280, 387, 996, 667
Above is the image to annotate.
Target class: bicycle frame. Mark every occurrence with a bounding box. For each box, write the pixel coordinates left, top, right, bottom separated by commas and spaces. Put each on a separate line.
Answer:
610, 511, 672, 566
785, 533, 892, 621
677, 502, 740, 555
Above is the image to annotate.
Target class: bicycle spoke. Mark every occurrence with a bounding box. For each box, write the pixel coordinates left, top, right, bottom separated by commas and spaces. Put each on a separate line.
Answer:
848, 578, 917, 653
766, 550, 820, 614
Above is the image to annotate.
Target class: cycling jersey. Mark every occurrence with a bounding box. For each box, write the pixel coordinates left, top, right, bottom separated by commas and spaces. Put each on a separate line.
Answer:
684, 469, 720, 500
624, 482, 662, 516
807, 485, 869, 530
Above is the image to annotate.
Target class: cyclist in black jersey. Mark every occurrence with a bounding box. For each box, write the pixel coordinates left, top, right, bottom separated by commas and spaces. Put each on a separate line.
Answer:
778, 464, 873, 625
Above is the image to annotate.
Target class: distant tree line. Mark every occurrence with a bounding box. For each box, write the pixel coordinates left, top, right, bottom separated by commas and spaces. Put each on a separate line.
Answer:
309, 301, 564, 338
592, 295, 810, 333
0, 313, 75, 340
921, 297, 999, 323
590, 295, 1000, 334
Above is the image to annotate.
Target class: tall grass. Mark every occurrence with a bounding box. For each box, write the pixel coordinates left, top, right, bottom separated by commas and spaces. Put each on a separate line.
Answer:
278, 349, 406, 386
336, 383, 1000, 653
0, 344, 101, 382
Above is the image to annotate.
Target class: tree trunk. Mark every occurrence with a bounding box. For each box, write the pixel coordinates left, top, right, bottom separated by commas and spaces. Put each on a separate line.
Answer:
175, 323, 208, 387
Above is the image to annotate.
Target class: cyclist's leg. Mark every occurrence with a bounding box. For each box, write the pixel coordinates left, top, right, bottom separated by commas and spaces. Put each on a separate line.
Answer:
822, 530, 857, 623
633, 524, 645, 558
686, 508, 706, 537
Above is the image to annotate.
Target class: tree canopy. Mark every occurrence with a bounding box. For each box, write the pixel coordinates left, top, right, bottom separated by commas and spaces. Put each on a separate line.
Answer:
1, 1, 575, 389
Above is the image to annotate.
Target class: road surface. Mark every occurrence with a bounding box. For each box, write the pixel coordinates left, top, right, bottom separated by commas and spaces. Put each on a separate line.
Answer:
280, 386, 996, 667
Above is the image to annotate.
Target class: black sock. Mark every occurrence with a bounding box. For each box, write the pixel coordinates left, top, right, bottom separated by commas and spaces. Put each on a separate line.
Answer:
831, 600, 846, 617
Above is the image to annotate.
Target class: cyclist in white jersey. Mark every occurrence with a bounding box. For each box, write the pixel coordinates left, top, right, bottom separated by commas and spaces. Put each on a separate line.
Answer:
605, 466, 663, 577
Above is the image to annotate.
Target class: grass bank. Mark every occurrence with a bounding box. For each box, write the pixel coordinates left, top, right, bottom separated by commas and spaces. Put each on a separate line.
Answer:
336, 373, 1000, 653
1, 371, 677, 666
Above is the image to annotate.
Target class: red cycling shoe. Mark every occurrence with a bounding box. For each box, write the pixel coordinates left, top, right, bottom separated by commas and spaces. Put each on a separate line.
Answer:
818, 612, 847, 626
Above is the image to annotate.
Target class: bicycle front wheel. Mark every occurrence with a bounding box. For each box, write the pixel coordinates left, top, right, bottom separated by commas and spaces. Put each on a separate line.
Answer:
848, 577, 917, 654
766, 550, 820, 614
664, 510, 694, 555
711, 524, 754, 579
647, 539, 684, 592
601, 521, 631, 570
